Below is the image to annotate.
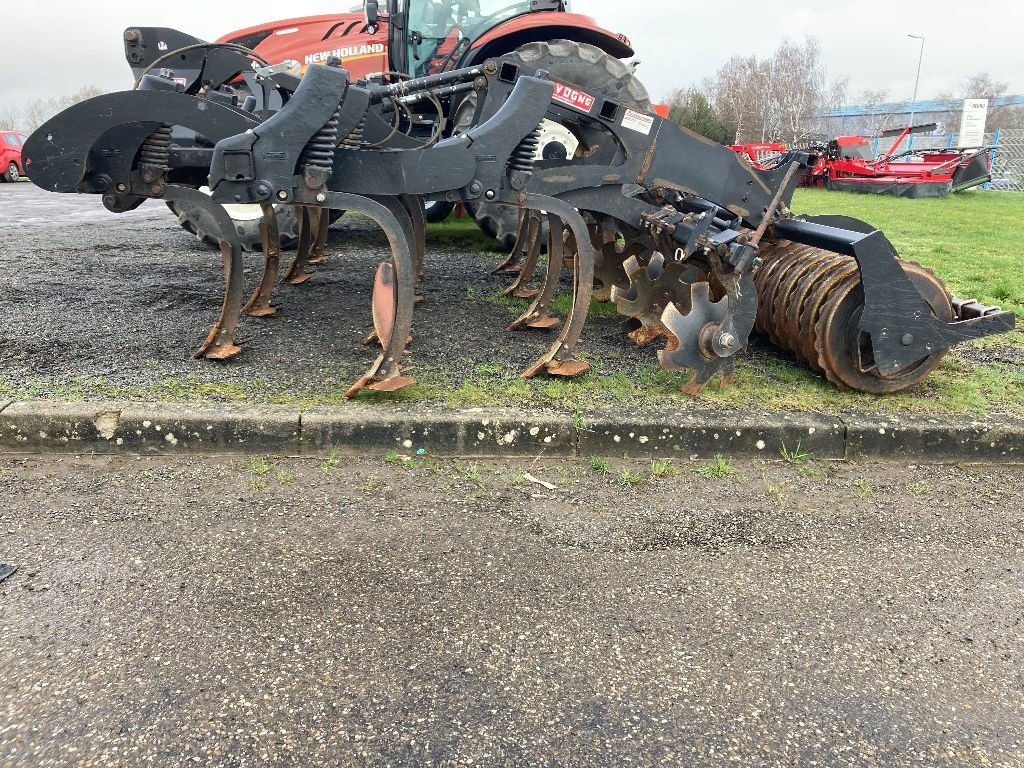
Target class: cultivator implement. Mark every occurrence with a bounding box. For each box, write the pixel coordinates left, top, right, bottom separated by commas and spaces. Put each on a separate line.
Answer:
22, 37, 1015, 397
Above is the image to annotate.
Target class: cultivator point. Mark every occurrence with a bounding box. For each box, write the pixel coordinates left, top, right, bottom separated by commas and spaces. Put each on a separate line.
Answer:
21, 34, 1015, 398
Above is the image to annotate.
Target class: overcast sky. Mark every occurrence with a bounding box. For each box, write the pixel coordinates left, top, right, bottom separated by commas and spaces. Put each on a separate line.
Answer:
3, 0, 1020, 118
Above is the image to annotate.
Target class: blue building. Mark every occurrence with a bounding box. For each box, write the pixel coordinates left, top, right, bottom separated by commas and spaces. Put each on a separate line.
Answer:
821, 95, 1024, 144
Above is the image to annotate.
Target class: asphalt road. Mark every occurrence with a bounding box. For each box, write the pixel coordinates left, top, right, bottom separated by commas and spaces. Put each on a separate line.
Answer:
1, 453, 1023, 767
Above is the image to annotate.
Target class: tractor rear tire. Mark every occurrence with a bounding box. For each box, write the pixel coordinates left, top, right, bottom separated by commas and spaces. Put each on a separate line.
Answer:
424, 199, 456, 223
167, 192, 345, 252
167, 195, 301, 252
466, 40, 651, 251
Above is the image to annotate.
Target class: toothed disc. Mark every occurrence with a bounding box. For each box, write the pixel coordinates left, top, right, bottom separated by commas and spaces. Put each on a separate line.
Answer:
612, 252, 705, 345
657, 282, 730, 392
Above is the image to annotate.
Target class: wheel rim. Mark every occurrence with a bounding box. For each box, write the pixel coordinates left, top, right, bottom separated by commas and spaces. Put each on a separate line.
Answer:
197, 186, 265, 221
8, 164, 17, 181
535, 119, 579, 162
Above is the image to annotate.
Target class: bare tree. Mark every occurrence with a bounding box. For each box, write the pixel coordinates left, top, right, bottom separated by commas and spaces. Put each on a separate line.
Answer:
706, 37, 844, 145
771, 38, 845, 144
962, 72, 1008, 101
710, 55, 760, 144
752, 57, 783, 143
0, 106, 21, 132
23, 101, 53, 135
22, 85, 105, 132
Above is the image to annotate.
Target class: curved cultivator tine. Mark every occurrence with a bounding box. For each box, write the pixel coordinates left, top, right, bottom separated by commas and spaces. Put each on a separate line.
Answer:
399, 194, 428, 288
306, 208, 332, 265
501, 210, 543, 299
284, 207, 317, 285
520, 197, 594, 379
163, 187, 244, 361
316, 192, 417, 398
243, 203, 283, 318
507, 213, 564, 331
492, 209, 529, 275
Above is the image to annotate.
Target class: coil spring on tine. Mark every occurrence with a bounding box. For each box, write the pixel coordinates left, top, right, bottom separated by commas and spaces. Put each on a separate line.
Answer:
300, 107, 341, 170
508, 124, 542, 173
340, 116, 366, 149
139, 123, 172, 168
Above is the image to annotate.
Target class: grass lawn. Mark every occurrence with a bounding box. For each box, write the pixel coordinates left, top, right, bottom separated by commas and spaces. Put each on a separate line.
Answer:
792, 188, 1024, 322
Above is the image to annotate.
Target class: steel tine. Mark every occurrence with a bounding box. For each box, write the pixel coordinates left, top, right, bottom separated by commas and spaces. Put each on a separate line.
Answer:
521, 198, 594, 378
306, 208, 332, 265
501, 210, 542, 298
361, 194, 420, 348
166, 187, 244, 360
329, 193, 416, 397
491, 208, 528, 274
399, 194, 428, 284
243, 202, 283, 317
284, 206, 316, 284
507, 212, 564, 331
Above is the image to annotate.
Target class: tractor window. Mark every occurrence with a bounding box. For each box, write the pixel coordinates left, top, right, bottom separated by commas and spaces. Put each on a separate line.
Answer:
406, 0, 534, 77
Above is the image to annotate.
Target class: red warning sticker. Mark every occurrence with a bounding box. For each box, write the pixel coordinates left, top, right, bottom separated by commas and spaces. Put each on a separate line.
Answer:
552, 83, 596, 114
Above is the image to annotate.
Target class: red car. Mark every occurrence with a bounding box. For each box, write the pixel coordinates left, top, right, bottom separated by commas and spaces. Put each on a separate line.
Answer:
0, 131, 27, 182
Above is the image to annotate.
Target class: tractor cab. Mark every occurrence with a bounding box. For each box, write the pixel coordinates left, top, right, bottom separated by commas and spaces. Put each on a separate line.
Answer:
368, 0, 569, 76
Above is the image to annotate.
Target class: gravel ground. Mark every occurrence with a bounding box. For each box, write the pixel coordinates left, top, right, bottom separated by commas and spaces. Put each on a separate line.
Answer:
0, 183, 661, 402
1, 454, 1023, 766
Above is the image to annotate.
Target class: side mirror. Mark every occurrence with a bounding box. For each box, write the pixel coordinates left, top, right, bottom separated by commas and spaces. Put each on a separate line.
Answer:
365, 0, 380, 33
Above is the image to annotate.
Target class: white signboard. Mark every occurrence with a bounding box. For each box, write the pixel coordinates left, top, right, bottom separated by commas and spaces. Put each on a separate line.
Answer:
959, 99, 989, 147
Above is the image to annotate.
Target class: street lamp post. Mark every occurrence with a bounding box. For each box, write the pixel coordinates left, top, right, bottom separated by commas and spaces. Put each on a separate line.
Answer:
907, 34, 925, 150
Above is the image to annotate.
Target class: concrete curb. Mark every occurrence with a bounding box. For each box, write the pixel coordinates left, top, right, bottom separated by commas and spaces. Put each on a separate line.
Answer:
0, 400, 1021, 461
300, 407, 575, 457
0, 401, 300, 454
579, 411, 846, 459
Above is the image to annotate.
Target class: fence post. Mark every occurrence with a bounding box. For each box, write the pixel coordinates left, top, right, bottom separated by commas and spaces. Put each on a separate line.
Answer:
986, 128, 1001, 190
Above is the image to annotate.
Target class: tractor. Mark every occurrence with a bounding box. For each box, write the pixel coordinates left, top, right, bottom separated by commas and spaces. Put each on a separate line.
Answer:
124, 0, 649, 250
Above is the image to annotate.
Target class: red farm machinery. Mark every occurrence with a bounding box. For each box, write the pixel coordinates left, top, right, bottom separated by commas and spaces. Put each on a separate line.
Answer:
731, 125, 992, 198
